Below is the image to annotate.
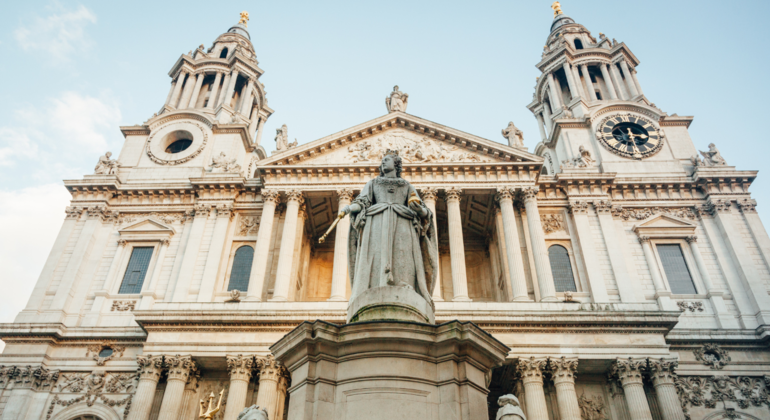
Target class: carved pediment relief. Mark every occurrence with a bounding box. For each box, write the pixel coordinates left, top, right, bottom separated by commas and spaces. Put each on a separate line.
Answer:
118, 219, 176, 236
632, 214, 697, 238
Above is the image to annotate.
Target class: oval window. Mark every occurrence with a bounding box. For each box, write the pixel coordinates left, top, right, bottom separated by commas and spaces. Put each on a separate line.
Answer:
98, 347, 114, 358
166, 139, 192, 154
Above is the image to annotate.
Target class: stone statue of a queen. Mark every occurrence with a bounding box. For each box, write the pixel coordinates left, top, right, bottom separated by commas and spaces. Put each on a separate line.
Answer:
341, 150, 439, 323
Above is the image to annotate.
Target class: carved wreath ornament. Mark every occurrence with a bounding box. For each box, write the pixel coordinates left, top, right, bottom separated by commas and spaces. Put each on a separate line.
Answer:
694, 344, 731, 370
145, 122, 208, 165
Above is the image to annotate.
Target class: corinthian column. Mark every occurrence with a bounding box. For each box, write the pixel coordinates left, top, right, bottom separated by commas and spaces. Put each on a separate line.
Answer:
247, 190, 280, 301
517, 357, 549, 420
496, 187, 529, 301
649, 359, 686, 420
206, 71, 223, 109
445, 187, 470, 301
271, 190, 304, 301
421, 187, 443, 301
223, 355, 255, 420
127, 355, 164, 420
186, 72, 205, 109
549, 357, 581, 420
329, 188, 354, 301
169, 71, 188, 108
157, 355, 197, 420
522, 187, 558, 302
179, 368, 201, 420
611, 358, 653, 420
256, 355, 286, 420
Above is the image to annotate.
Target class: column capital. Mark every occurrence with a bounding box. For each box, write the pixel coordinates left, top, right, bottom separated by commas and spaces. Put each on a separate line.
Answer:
685, 235, 698, 244
227, 354, 255, 382
738, 198, 758, 214
648, 358, 678, 387
216, 203, 234, 218
548, 357, 578, 385
611, 358, 647, 386
516, 357, 547, 385
136, 355, 164, 382
284, 189, 305, 205
164, 355, 197, 382
495, 187, 516, 202
185, 368, 201, 391
193, 204, 212, 217
594, 200, 613, 214
336, 188, 355, 203
261, 189, 281, 204
568, 200, 589, 215
522, 187, 539, 202
444, 187, 463, 202
65, 206, 85, 219
420, 187, 439, 202
707, 198, 732, 213
637, 235, 651, 244
256, 355, 287, 382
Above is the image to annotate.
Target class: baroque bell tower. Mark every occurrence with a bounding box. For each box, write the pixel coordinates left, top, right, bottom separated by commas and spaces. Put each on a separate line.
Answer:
528, 2, 698, 177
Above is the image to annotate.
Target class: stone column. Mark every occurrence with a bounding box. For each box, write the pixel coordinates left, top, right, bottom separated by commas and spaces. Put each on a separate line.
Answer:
611, 358, 653, 420
536, 113, 548, 142
542, 102, 553, 133
649, 359, 686, 420
580, 65, 598, 101
1, 366, 34, 420
421, 187, 443, 301
127, 355, 164, 420
549, 357, 581, 420
223, 355, 255, 420
239, 79, 254, 116
139, 238, 170, 310
517, 357, 549, 420
178, 72, 197, 111
178, 369, 200, 420
206, 71, 223, 109
569, 201, 609, 302
637, 236, 667, 292
600, 64, 619, 99
223, 69, 240, 109
445, 187, 470, 301
631, 70, 644, 96
522, 188, 558, 302
186, 72, 205, 109
254, 117, 266, 146
172, 204, 211, 302
217, 72, 232, 109
275, 374, 290, 420
157, 355, 197, 420
738, 199, 770, 279
271, 190, 304, 301
165, 80, 177, 106
247, 190, 280, 301
493, 206, 514, 300
546, 73, 563, 112
685, 235, 715, 292
169, 71, 187, 108
609, 63, 629, 100
562, 62, 579, 101
496, 188, 529, 301
256, 355, 285, 420
329, 188, 354, 301
198, 204, 233, 302
619, 60, 640, 97
571, 65, 586, 99
595, 202, 636, 302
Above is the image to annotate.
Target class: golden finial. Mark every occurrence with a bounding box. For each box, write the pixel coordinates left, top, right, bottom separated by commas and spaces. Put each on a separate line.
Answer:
239, 11, 249, 27
551, 2, 563, 17
199, 390, 224, 420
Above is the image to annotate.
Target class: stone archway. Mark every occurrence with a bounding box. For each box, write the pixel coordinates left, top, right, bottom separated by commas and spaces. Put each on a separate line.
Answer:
50, 401, 121, 420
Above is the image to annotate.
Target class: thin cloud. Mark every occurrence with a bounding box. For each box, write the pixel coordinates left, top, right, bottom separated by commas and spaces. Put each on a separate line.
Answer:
14, 4, 97, 63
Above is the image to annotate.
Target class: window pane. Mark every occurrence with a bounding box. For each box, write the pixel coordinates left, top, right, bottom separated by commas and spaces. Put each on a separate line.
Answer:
549, 245, 577, 292
656, 244, 696, 294
118, 247, 154, 294
228, 246, 254, 291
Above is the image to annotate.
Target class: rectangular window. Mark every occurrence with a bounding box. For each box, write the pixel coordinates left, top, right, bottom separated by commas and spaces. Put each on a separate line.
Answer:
118, 247, 154, 294
656, 244, 697, 294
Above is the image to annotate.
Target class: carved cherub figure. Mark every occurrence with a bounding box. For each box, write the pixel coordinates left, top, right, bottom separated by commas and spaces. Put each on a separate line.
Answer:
699, 143, 727, 166
94, 152, 120, 175
496, 394, 526, 420
385, 85, 409, 113
502, 122, 525, 148
208, 152, 242, 173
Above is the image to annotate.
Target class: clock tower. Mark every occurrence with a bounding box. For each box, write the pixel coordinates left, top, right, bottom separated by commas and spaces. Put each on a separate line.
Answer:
529, 2, 698, 177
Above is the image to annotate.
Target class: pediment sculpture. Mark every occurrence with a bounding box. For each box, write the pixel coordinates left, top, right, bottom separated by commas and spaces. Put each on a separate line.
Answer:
561, 145, 594, 168
385, 85, 409, 113
346, 131, 490, 164
208, 152, 242, 173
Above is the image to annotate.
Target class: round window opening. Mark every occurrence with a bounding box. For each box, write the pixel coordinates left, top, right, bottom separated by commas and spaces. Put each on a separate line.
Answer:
162, 130, 194, 154
98, 347, 114, 358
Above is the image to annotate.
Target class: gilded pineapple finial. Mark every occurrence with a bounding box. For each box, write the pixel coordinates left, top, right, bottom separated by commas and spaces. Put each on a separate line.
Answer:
239, 11, 250, 27
551, 2, 563, 17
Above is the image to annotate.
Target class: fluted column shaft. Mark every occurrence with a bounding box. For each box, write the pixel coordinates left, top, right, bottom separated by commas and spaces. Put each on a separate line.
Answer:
247, 190, 280, 301
169, 71, 187, 108
562, 62, 579, 101
445, 188, 470, 301
619, 60, 640, 97
422, 188, 443, 301
165, 81, 177, 106
239, 79, 254, 115
178, 372, 200, 420
157, 355, 196, 420
329, 188, 354, 301
187, 73, 205, 109
609, 64, 629, 100
206, 71, 223, 109
542, 102, 553, 133
223, 355, 255, 420
271, 190, 304, 301
550, 357, 581, 420
216, 73, 232, 108
571, 65, 586, 99
546, 73, 563, 112
580, 65, 598, 101
128, 355, 164, 420
613, 359, 653, 420
536, 113, 548, 141
223, 69, 240, 108
600, 64, 618, 99
497, 188, 529, 301
178, 73, 197, 111
256, 356, 285, 420
649, 359, 685, 420
517, 357, 549, 420
523, 188, 558, 302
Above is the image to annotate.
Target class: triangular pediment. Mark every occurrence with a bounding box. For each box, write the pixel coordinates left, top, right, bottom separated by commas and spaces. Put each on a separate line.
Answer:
632, 214, 697, 237
258, 112, 543, 167
119, 219, 176, 235
635, 214, 696, 228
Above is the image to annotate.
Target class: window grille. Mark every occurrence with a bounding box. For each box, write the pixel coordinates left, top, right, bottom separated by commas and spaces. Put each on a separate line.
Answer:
656, 244, 697, 294
548, 245, 577, 292
228, 245, 254, 291
118, 247, 153, 294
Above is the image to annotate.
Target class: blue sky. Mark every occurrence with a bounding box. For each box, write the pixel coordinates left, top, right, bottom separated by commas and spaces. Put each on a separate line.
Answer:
1, 0, 769, 329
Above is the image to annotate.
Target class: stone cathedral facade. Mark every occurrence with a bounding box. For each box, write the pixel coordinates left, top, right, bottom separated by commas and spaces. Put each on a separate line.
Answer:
2, 5, 770, 420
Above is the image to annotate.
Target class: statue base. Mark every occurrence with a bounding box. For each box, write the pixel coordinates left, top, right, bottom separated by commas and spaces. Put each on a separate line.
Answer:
347, 285, 434, 324
271, 320, 509, 420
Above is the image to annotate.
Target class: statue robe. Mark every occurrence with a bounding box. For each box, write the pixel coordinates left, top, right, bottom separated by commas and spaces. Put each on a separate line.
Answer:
348, 176, 438, 304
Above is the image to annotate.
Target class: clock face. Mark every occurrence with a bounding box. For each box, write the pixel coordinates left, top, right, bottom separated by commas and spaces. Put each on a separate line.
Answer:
596, 114, 663, 159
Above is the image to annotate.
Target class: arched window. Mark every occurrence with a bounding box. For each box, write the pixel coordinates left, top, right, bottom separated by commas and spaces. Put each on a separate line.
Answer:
228, 245, 254, 291
219, 48, 229, 59
548, 245, 577, 292
574, 39, 584, 49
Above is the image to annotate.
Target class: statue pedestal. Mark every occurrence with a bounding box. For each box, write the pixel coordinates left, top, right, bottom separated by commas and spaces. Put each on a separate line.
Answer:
271, 320, 509, 420
347, 285, 434, 324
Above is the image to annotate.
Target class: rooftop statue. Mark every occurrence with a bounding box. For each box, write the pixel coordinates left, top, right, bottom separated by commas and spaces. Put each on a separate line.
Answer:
275, 124, 298, 151
699, 143, 727, 166
385, 85, 409, 113
502, 121, 525, 148
94, 152, 120, 175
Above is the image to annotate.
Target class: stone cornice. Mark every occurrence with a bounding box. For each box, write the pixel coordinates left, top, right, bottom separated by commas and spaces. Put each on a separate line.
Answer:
0, 323, 146, 341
